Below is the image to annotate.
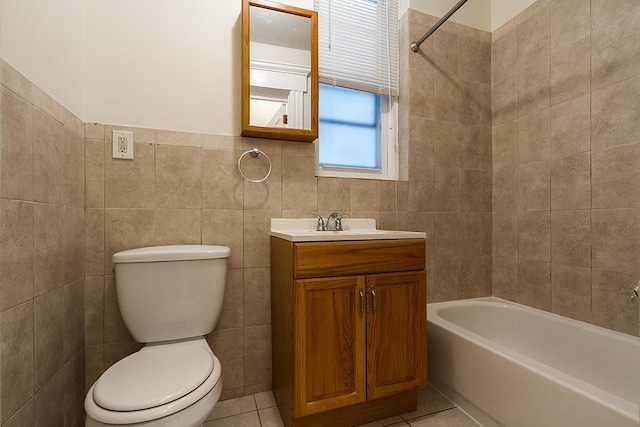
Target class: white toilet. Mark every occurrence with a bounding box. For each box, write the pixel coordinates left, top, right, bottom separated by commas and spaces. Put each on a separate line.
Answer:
85, 245, 231, 427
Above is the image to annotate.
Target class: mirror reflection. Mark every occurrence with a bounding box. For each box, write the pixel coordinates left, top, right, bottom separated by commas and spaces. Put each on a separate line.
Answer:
249, 5, 312, 130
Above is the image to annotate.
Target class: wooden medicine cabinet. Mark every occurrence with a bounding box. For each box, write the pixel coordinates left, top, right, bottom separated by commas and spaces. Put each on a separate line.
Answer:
241, 0, 318, 142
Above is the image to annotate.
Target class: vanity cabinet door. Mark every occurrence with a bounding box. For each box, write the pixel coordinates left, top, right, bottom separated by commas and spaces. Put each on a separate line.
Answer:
294, 276, 367, 417
366, 271, 427, 400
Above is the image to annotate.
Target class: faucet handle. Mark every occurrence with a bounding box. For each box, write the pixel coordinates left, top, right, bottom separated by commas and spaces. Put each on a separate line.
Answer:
327, 212, 343, 231
310, 214, 326, 231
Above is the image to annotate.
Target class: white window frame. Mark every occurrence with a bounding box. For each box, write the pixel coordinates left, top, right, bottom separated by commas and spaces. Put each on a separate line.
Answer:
315, 95, 398, 181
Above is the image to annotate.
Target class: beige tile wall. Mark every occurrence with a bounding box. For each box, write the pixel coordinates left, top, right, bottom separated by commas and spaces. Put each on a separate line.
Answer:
491, 0, 640, 336
0, 60, 86, 425
400, 10, 493, 303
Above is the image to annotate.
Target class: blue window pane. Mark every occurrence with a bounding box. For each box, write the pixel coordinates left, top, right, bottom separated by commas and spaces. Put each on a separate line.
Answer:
319, 84, 382, 169
319, 84, 378, 126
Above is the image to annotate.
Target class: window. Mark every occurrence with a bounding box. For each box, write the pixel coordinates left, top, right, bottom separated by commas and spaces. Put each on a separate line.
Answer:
314, 0, 399, 180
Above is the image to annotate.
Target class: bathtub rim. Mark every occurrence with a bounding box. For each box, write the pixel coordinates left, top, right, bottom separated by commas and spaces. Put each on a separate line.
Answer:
427, 296, 639, 423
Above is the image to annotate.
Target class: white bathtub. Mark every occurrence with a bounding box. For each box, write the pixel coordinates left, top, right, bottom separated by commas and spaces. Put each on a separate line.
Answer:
427, 297, 640, 427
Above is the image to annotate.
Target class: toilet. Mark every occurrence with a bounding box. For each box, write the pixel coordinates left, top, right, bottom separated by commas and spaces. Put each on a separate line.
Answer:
84, 245, 231, 427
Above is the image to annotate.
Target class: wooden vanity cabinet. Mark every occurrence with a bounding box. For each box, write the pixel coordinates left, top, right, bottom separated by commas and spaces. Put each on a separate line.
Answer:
271, 238, 427, 427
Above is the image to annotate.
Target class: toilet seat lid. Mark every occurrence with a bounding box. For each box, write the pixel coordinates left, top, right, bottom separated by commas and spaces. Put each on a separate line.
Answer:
93, 345, 214, 412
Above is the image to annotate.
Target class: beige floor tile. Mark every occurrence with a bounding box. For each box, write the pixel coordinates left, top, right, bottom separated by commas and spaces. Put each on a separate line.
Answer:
205, 411, 261, 427
356, 415, 406, 427
254, 391, 276, 409
406, 408, 478, 426
401, 387, 455, 421
257, 407, 284, 427
207, 395, 256, 421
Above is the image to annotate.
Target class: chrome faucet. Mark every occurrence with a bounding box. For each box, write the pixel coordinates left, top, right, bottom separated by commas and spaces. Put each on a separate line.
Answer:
311, 214, 326, 231
327, 212, 343, 231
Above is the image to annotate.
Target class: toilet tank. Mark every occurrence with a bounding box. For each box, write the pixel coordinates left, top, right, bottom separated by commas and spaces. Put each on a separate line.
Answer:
112, 245, 230, 343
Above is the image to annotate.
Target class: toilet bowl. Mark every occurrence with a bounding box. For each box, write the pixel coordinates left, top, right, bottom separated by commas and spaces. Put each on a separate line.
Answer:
84, 245, 230, 426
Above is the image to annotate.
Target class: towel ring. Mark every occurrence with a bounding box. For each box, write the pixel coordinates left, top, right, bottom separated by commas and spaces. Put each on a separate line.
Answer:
238, 148, 272, 183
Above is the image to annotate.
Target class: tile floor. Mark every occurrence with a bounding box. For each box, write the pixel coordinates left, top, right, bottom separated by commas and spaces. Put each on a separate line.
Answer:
205, 386, 479, 426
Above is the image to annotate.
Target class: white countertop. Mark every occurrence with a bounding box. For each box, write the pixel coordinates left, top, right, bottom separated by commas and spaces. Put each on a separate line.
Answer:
270, 218, 426, 242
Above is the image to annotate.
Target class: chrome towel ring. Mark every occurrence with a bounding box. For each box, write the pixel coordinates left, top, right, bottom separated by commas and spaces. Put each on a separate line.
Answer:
237, 148, 272, 183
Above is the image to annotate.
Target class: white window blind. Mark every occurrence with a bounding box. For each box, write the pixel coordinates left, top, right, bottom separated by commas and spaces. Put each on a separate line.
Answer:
314, 0, 399, 97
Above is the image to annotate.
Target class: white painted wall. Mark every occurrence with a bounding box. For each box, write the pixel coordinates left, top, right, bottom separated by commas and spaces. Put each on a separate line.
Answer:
491, 0, 537, 30
0, 0, 85, 117
405, 0, 492, 32
84, 0, 313, 136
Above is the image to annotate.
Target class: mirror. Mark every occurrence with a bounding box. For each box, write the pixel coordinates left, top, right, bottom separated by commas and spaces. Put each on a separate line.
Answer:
242, 0, 318, 142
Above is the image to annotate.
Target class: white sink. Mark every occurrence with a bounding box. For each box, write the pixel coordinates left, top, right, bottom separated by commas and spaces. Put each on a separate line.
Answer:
270, 218, 426, 242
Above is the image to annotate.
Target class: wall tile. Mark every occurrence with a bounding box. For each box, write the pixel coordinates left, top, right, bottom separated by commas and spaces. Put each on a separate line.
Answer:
1, 301, 34, 424
155, 145, 202, 209
480, 86, 492, 129
492, 121, 518, 169
1, 86, 33, 200
155, 129, 201, 147
2, 398, 34, 427
551, 263, 591, 322
431, 258, 459, 302
243, 210, 280, 269
103, 341, 142, 369
84, 276, 104, 346
408, 67, 434, 119
433, 167, 458, 212
408, 213, 434, 259
550, 94, 590, 158
518, 59, 550, 117
0, 199, 34, 310
216, 269, 243, 330
433, 121, 458, 167
551, 151, 591, 210
518, 160, 550, 211
1, 60, 33, 102
63, 127, 85, 208
243, 268, 270, 327
350, 179, 381, 213
482, 169, 492, 213
155, 209, 201, 245
282, 155, 317, 212
33, 109, 64, 205
518, 108, 550, 164
317, 177, 350, 214
104, 141, 155, 208
34, 369, 64, 427
492, 22, 517, 84
433, 213, 459, 258
492, 166, 518, 212
34, 288, 64, 390
34, 203, 64, 296
591, 77, 640, 150
380, 181, 397, 213
434, 27, 458, 78
242, 148, 282, 211
518, 211, 550, 262
458, 214, 482, 257
408, 162, 434, 212
551, 210, 591, 267
104, 209, 155, 274
103, 276, 133, 344
458, 80, 481, 125
592, 269, 639, 335
85, 139, 104, 208
592, 209, 640, 272
458, 169, 481, 213
493, 257, 518, 301
85, 344, 105, 392
550, 36, 590, 105
85, 208, 104, 277
492, 75, 518, 125
207, 328, 244, 390
201, 149, 244, 210
458, 125, 482, 169
592, 144, 640, 208
244, 325, 271, 385
434, 72, 458, 122
591, 0, 640, 91
518, 259, 551, 311
459, 35, 490, 84
63, 206, 85, 284
64, 279, 84, 363
517, 2, 550, 70
63, 351, 85, 427
458, 257, 486, 298
201, 134, 243, 151
493, 212, 518, 258
550, 0, 590, 52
